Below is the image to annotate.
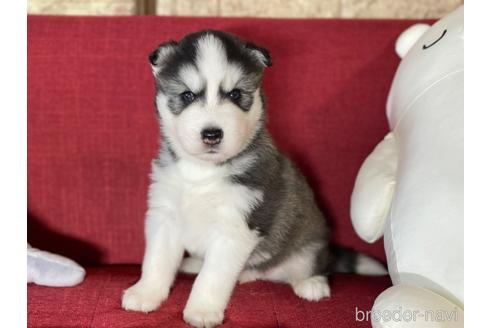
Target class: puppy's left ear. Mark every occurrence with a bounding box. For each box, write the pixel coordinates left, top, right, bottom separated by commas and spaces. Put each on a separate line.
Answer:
149, 40, 178, 76
245, 42, 272, 68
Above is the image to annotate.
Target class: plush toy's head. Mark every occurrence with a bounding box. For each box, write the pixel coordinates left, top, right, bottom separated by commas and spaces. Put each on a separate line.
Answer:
387, 5, 463, 128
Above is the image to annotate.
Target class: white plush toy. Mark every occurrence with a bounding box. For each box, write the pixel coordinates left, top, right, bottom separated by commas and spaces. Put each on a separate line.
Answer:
27, 243, 85, 287
350, 6, 463, 328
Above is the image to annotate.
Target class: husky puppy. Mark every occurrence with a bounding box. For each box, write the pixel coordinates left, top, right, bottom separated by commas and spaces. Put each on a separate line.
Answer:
122, 30, 386, 328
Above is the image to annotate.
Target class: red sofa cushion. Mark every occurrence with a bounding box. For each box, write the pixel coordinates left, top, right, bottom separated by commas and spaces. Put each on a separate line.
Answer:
28, 268, 391, 328
28, 15, 422, 265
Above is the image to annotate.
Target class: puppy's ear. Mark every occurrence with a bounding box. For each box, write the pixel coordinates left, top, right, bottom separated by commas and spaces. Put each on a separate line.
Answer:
149, 40, 178, 76
245, 42, 272, 68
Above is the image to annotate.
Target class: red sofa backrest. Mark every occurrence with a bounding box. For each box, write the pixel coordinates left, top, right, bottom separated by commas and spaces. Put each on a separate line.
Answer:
28, 16, 420, 265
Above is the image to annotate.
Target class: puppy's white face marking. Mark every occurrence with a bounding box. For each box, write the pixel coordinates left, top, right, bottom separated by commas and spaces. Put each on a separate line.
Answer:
196, 34, 228, 105
156, 34, 264, 164
178, 64, 203, 93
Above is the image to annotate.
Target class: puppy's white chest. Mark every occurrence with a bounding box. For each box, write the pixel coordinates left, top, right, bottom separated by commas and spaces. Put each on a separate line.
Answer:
180, 179, 234, 228
159, 160, 262, 256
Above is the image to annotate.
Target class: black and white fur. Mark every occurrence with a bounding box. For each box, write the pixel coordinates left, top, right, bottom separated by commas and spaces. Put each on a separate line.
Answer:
122, 30, 387, 328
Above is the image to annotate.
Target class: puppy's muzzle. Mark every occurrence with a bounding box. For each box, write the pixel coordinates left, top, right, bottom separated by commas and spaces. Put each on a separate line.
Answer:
201, 128, 223, 146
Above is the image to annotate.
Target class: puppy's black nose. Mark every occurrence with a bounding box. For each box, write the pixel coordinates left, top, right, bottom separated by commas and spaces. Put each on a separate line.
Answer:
201, 128, 223, 146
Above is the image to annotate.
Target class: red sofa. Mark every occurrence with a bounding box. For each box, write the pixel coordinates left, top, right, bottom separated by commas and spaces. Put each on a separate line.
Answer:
28, 15, 423, 327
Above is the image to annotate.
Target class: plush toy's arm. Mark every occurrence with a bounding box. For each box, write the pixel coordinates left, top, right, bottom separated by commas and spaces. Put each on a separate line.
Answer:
350, 132, 398, 243
27, 243, 85, 287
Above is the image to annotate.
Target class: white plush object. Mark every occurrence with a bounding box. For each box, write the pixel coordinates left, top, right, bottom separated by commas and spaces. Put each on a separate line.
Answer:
351, 6, 463, 328
372, 285, 463, 328
350, 132, 397, 243
27, 244, 85, 287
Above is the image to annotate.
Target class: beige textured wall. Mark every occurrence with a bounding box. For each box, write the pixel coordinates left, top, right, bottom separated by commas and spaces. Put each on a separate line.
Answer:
157, 0, 463, 18
28, 0, 463, 18
28, 0, 136, 16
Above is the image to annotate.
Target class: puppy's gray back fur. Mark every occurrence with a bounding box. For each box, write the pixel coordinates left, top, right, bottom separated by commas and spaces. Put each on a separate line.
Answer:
228, 127, 331, 274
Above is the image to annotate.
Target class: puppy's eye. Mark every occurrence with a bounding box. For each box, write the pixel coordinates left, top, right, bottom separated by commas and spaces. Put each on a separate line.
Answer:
180, 91, 195, 104
227, 89, 241, 101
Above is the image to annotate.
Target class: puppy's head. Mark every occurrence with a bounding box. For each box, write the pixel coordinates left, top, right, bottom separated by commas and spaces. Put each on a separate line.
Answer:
150, 30, 271, 163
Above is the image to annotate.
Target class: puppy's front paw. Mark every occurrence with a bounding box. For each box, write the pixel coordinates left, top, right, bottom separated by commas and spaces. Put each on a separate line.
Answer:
122, 283, 165, 313
183, 305, 224, 328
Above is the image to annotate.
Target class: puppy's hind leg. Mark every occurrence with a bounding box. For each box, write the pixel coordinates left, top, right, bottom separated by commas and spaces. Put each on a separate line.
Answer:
238, 269, 263, 284
291, 275, 331, 301
263, 245, 331, 302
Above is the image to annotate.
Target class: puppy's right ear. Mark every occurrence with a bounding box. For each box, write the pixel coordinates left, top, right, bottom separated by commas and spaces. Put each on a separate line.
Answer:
149, 41, 178, 76
245, 42, 272, 68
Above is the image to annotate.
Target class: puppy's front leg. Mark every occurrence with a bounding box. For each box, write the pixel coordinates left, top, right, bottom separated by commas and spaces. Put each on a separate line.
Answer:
122, 207, 184, 312
183, 235, 257, 328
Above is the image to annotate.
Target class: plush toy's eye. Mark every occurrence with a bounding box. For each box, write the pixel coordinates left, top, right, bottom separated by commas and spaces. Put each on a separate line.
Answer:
180, 91, 195, 104
423, 29, 447, 50
227, 89, 242, 101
